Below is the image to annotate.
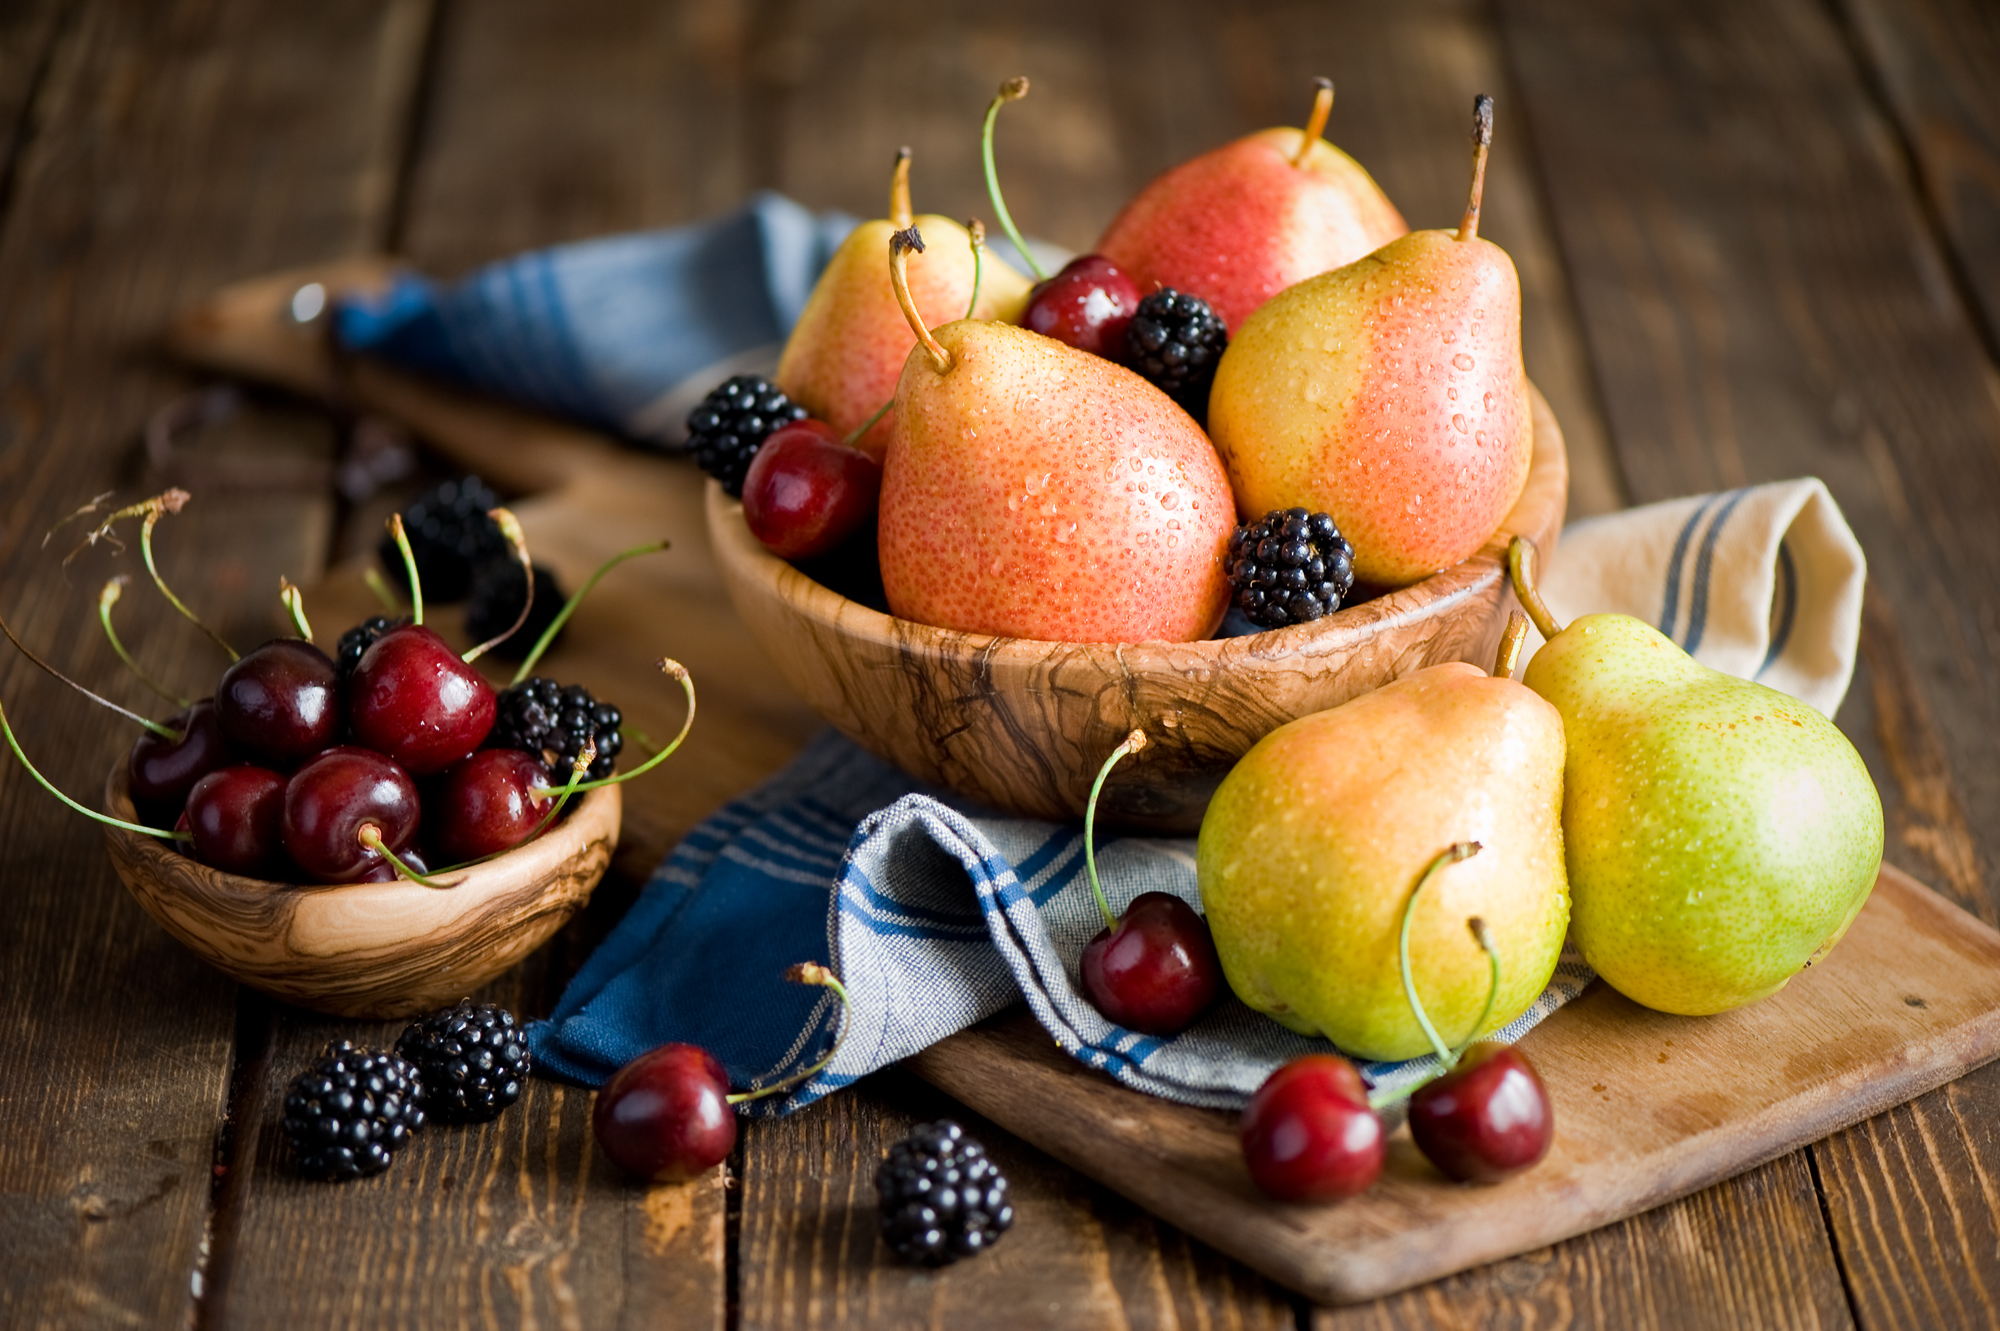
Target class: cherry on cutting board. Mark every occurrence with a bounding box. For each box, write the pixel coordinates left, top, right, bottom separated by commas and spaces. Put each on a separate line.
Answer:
281, 745, 421, 882
741, 420, 882, 561
347, 624, 497, 776
1407, 1040, 1553, 1184
1239, 1054, 1385, 1202
215, 639, 341, 767
1023, 255, 1142, 359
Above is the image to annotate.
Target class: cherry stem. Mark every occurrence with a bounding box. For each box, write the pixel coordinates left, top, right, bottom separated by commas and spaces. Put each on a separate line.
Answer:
280, 577, 313, 642
387, 513, 424, 626
567, 659, 695, 792
1455, 917, 1504, 1064
1291, 77, 1335, 168
507, 538, 671, 685
424, 739, 598, 877
0, 603, 180, 739
981, 77, 1046, 281
357, 824, 455, 888
66, 490, 235, 662
134, 498, 239, 662
462, 507, 532, 664
1398, 841, 1483, 1068
1506, 535, 1564, 641
964, 218, 986, 320
1492, 610, 1528, 680
889, 228, 951, 374
843, 398, 893, 449
0, 699, 190, 840
363, 566, 401, 613
1082, 729, 1149, 933
98, 577, 189, 708
888, 146, 913, 231
727, 962, 852, 1105
1457, 94, 1493, 244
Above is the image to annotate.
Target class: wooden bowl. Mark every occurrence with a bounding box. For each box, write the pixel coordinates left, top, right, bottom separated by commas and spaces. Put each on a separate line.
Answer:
101, 765, 621, 1018
709, 386, 1567, 833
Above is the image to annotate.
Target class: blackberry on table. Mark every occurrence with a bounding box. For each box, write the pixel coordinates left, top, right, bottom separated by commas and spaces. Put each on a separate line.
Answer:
875, 1119, 1013, 1266
685, 375, 808, 498
464, 559, 566, 660
487, 677, 623, 783
395, 1000, 531, 1124
378, 475, 508, 603
1227, 507, 1357, 630
333, 614, 409, 678
280, 1041, 426, 1182
1124, 288, 1228, 422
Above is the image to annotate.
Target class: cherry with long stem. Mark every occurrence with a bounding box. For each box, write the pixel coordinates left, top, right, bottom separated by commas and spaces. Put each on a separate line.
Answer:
69, 489, 238, 662
98, 576, 189, 708
280, 577, 313, 642
1, 603, 179, 740
0, 699, 191, 841
508, 539, 671, 684
385, 513, 426, 626
565, 658, 695, 793
980, 77, 1045, 280
1082, 730, 1148, 934
1394, 840, 1486, 1072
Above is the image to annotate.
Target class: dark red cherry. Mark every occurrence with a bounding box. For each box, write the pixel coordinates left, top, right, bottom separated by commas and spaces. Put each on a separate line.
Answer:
741, 420, 882, 561
430, 749, 554, 864
185, 765, 288, 877
1240, 1054, 1384, 1203
1407, 1042, 1554, 1185
215, 640, 341, 767
347, 624, 497, 775
354, 845, 430, 883
128, 698, 233, 814
1079, 892, 1222, 1035
281, 746, 421, 882
1024, 255, 1142, 359
593, 1043, 736, 1182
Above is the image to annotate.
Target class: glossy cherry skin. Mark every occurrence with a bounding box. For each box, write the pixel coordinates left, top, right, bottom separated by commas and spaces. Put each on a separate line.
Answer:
741, 420, 883, 561
1240, 1054, 1385, 1202
429, 749, 554, 864
354, 845, 429, 883
1023, 255, 1142, 359
185, 765, 288, 877
1407, 1042, 1554, 1184
593, 1043, 736, 1182
1079, 892, 1223, 1035
281, 746, 421, 882
216, 640, 341, 767
129, 698, 233, 815
347, 624, 497, 775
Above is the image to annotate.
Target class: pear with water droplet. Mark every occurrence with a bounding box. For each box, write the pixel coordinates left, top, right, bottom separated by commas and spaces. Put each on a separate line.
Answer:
1206, 95, 1532, 588
1508, 537, 1884, 1015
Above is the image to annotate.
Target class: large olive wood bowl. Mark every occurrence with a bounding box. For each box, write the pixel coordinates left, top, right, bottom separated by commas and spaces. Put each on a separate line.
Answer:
102, 765, 621, 1018
710, 386, 1567, 833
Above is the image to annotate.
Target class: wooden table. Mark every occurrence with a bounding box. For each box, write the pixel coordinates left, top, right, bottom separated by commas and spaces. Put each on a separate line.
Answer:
3, 1, 1997, 1326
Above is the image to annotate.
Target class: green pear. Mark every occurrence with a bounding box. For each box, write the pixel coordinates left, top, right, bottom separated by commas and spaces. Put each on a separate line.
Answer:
1511, 540, 1884, 1015
1196, 658, 1570, 1061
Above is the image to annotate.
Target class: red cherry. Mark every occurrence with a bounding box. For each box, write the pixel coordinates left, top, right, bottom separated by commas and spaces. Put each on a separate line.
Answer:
185, 765, 289, 877
347, 624, 497, 775
1079, 892, 1222, 1035
430, 749, 554, 864
593, 1043, 736, 1182
281, 746, 421, 882
1407, 1042, 1553, 1184
129, 698, 233, 815
354, 845, 430, 883
215, 640, 341, 767
741, 420, 883, 561
1023, 255, 1142, 358
1240, 1054, 1385, 1202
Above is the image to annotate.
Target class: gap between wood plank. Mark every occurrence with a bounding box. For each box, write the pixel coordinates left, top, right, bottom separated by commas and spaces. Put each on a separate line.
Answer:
1806, 1143, 1868, 1330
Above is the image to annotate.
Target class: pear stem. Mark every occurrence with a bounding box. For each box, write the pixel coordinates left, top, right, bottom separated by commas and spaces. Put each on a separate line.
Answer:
1493, 610, 1529, 679
1082, 729, 1148, 933
387, 513, 424, 626
1, 603, 180, 739
727, 963, 852, 1105
357, 824, 456, 888
363, 566, 401, 613
1506, 535, 1565, 641
280, 577, 313, 643
981, 77, 1047, 281
98, 577, 189, 708
565, 659, 695, 792
462, 507, 533, 664
964, 218, 987, 320
889, 228, 952, 374
0, 699, 191, 840
844, 398, 893, 448
1398, 841, 1483, 1068
507, 539, 670, 685
1457, 94, 1494, 243
888, 146, 913, 230
1291, 77, 1335, 168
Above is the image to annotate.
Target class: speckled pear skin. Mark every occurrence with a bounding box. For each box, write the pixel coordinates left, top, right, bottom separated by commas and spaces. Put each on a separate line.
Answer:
877, 320, 1235, 644
1195, 664, 1569, 1062
1206, 229, 1533, 589
776, 216, 1030, 459
1097, 129, 1407, 333
1522, 614, 1885, 1016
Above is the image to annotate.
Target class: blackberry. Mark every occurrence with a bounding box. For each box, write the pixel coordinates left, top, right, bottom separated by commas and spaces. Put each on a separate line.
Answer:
333, 614, 408, 677
280, 1041, 426, 1181
875, 1120, 1013, 1266
463, 560, 566, 661
1124, 289, 1228, 421
487, 677, 623, 782
685, 375, 808, 497
395, 1000, 532, 1124
377, 475, 508, 603
1227, 507, 1357, 629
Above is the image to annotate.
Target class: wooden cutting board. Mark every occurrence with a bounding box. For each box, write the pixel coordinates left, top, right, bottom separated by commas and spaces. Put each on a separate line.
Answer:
169, 263, 2000, 1306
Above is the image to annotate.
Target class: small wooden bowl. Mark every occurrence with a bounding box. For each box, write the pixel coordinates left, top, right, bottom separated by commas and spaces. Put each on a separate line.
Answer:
102, 765, 621, 1018
710, 386, 1567, 833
